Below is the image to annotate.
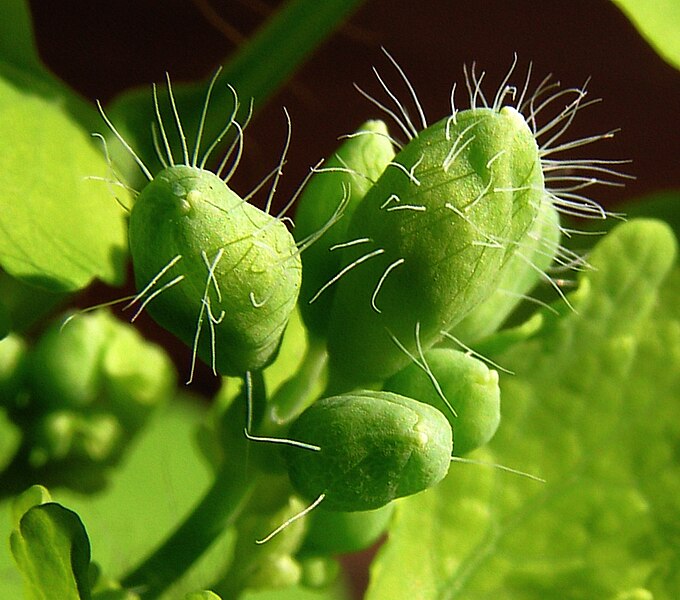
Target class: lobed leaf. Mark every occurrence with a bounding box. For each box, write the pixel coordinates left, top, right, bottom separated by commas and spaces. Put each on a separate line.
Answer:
367, 219, 680, 598
10, 502, 92, 600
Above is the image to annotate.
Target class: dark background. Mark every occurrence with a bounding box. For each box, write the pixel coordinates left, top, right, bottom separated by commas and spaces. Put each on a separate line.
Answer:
25, 1, 680, 596
27, 0, 680, 207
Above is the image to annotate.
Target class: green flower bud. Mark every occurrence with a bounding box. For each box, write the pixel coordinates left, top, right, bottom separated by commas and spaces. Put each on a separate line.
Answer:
97, 74, 302, 378
218, 494, 306, 597
29, 311, 111, 410
100, 322, 175, 430
0, 333, 29, 408
451, 195, 562, 343
283, 391, 452, 511
298, 556, 340, 589
325, 107, 543, 388
301, 502, 394, 555
244, 554, 301, 592
294, 120, 395, 337
384, 348, 500, 456
28, 310, 174, 424
30, 410, 123, 467
128, 165, 301, 376
22, 310, 174, 481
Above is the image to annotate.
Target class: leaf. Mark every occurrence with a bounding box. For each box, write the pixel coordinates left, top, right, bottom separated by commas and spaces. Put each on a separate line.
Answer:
612, 0, 680, 71
10, 485, 52, 530
0, 4, 128, 292
367, 219, 680, 598
0, 0, 43, 75
0, 77, 128, 291
10, 503, 92, 600
619, 190, 680, 241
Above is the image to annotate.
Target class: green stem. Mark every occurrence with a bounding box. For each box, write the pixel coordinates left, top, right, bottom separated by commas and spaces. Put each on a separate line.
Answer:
265, 336, 327, 426
107, 0, 367, 186
220, 0, 366, 110
121, 464, 258, 599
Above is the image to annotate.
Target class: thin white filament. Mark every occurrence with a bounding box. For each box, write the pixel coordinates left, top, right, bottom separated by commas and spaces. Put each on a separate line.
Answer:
152, 83, 174, 167
244, 429, 321, 452
370, 258, 404, 313
124, 254, 183, 311
187, 248, 224, 384
200, 83, 240, 169
192, 67, 223, 167
308, 248, 385, 304
439, 330, 514, 375
256, 494, 326, 545
450, 456, 546, 483
130, 275, 185, 323
382, 46, 428, 131
265, 107, 293, 214
96, 100, 153, 181
151, 123, 170, 169
492, 52, 519, 111
353, 82, 414, 141
165, 73, 190, 166
414, 322, 457, 417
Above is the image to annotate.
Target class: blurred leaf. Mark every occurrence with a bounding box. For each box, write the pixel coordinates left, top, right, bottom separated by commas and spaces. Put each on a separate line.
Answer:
10, 503, 91, 600
0, 76, 128, 291
10, 485, 52, 530
619, 190, 680, 241
0, 0, 43, 75
612, 0, 680, 70
367, 219, 680, 598
0, 3, 128, 292
61, 397, 232, 600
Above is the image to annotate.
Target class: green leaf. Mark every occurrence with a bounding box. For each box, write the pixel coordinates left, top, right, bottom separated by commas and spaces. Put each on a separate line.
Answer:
10, 485, 52, 530
0, 4, 128, 292
10, 503, 91, 600
619, 190, 680, 241
0, 77, 128, 291
612, 0, 680, 70
367, 219, 680, 598
0, 0, 43, 75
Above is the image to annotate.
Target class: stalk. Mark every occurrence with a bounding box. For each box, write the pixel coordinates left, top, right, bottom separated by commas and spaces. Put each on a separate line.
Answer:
121, 463, 258, 598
